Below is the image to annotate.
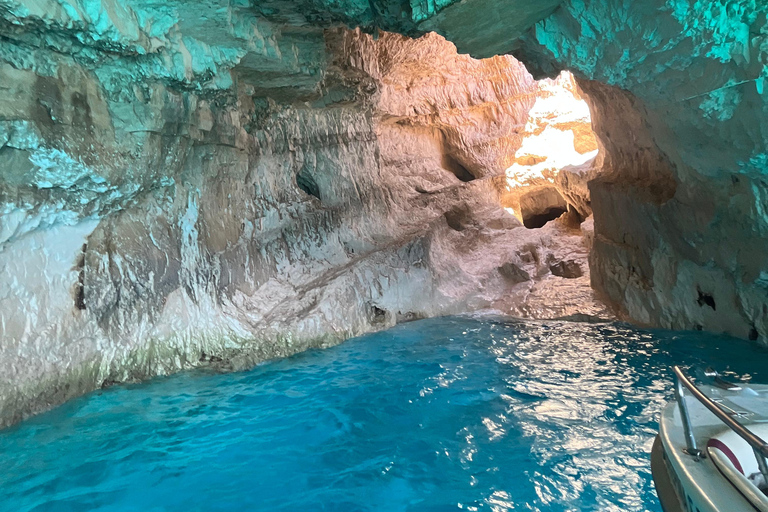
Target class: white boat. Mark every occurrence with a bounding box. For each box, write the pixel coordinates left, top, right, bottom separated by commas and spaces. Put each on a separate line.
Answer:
652, 366, 768, 512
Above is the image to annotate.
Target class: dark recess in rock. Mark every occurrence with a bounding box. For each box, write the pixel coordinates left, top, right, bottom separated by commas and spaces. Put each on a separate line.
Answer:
519, 187, 569, 229
523, 207, 567, 228
368, 304, 387, 325
296, 169, 321, 200
441, 153, 476, 182
550, 260, 582, 279
499, 262, 530, 284
100, 379, 118, 389
444, 208, 473, 231
396, 311, 424, 323
200, 352, 224, 363
696, 289, 716, 311
74, 243, 87, 310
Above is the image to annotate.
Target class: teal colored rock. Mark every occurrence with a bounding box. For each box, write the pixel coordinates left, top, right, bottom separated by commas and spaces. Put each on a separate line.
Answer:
3, 0, 768, 436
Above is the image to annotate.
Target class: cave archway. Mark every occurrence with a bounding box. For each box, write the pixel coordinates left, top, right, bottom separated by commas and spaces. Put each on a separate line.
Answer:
518, 187, 569, 228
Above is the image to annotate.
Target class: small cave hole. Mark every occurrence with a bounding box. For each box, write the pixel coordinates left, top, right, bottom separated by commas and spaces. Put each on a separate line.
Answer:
101, 379, 119, 389
550, 260, 583, 279
519, 187, 569, 229
74, 243, 87, 310
749, 325, 759, 341
296, 169, 321, 200
396, 311, 424, 323
441, 153, 475, 182
444, 208, 473, 232
200, 351, 224, 363
696, 288, 716, 311
499, 262, 530, 284
368, 304, 387, 325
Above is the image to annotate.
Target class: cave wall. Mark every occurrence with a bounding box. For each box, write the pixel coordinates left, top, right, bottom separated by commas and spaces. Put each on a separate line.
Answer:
0, 1, 607, 426
373, 0, 768, 341
511, 0, 768, 340
8, 0, 765, 426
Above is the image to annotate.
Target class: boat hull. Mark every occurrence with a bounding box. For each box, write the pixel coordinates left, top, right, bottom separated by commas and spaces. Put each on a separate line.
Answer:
651, 435, 685, 512
655, 383, 768, 512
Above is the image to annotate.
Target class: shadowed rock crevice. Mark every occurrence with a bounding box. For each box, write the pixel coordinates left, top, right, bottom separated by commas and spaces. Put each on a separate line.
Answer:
519, 187, 568, 228
367, 303, 388, 325
443, 207, 475, 231
297, 168, 322, 200
441, 153, 476, 182
696, 289, 716, 311
73, 243, 87, 311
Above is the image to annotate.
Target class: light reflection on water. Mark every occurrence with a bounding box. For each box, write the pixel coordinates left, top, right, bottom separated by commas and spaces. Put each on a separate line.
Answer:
1, 316, 768, 512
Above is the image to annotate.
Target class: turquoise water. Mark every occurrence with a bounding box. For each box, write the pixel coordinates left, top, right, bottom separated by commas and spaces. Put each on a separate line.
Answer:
2, 316, 768, 512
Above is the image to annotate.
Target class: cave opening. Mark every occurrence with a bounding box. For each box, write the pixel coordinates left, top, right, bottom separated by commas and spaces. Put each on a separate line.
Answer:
697, 288, 717, 311
519, 187, 569, 228
441, 153, 476, 182
296, 168, 321, 201
500, 70, 599, 229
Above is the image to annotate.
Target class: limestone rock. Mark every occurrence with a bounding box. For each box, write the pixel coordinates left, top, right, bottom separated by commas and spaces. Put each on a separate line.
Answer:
514, 0, 768, 341
0, 10, 607, 428
500, 71, 598, 225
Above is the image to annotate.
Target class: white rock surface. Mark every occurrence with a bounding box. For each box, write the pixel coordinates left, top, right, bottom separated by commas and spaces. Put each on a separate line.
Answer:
0, 11, 608, 427
514, 0, 768, 341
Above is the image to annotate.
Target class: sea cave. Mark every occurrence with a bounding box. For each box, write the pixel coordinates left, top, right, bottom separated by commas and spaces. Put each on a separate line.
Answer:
1, 1, 768, 510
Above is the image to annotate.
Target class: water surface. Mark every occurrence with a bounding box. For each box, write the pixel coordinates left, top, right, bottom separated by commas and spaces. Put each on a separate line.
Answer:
2, 316, 768, 512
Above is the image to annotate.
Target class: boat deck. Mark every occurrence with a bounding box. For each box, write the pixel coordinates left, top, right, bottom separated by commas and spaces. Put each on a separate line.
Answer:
656, 380, 768, 512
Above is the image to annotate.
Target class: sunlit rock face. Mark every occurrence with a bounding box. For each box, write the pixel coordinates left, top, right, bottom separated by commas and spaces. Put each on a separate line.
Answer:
338, 29, 535, 179
335, 28, 608, 321
348, 0, 768, 342
511, 0, 768, 341
502, 72, 598, 225
0, 2, 606, 426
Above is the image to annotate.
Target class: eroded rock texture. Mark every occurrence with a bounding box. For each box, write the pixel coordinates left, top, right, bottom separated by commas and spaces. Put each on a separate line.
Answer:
0, 2, 605, 426
7, 0, 765, 427
361, 0, 768, 343
512, 1, 768, 341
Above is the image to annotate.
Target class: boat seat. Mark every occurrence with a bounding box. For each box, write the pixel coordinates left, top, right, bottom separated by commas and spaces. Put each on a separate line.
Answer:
708, 425, 768, 477
707, 426, 768, 511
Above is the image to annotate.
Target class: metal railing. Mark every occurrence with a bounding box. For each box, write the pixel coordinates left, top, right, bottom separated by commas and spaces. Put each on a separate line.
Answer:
674, 366, 768, 482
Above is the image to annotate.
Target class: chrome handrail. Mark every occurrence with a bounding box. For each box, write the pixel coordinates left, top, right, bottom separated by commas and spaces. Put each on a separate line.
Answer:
674, 368, 701, 457
674, 366, 768, 481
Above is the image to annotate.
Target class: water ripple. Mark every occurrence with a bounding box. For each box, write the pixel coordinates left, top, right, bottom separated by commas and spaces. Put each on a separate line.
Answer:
2, 316, 768, 512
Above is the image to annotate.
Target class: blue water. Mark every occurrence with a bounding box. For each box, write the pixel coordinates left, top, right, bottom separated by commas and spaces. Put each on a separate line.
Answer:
2, 316, 768, 512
